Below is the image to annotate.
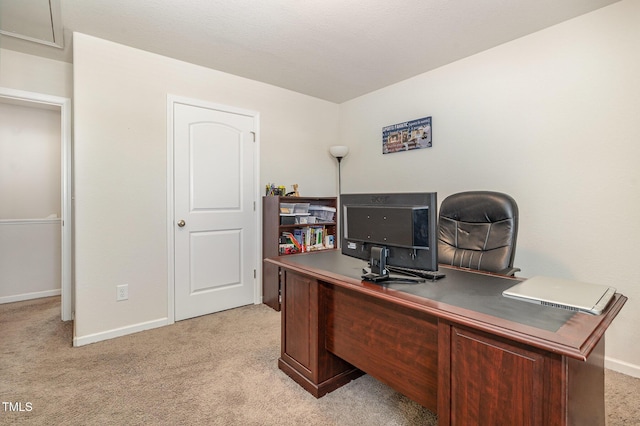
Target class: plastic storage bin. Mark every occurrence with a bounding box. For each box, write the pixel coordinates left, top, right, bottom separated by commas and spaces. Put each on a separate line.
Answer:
309, 205, 336, 222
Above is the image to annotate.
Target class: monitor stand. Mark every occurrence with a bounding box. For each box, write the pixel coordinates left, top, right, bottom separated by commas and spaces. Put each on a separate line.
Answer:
387, 265, 446, 281
361, 246, 426, 284
362, 246, 390, 282
361, 272, 391, 283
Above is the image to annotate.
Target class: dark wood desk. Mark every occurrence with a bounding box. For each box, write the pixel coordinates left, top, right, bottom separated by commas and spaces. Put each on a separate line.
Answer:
265, 251, 626, 425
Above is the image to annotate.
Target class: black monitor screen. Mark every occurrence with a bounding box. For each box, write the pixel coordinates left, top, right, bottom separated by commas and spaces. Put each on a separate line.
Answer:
341, 192, 439, 277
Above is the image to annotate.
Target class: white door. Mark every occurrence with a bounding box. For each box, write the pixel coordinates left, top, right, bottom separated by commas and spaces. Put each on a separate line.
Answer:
173, 101, 257, 321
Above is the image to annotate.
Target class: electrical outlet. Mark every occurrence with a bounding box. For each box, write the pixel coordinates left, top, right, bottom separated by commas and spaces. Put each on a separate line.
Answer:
116, 284, 128, 301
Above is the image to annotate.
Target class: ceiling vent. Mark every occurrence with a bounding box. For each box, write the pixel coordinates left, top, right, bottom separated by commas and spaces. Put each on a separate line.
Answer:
0, 0, 63, 49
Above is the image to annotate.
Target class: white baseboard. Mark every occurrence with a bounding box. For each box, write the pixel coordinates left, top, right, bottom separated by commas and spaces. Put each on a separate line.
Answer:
73, 317, 170, 347
0, 289, 61, 305
605, 356, 640, 378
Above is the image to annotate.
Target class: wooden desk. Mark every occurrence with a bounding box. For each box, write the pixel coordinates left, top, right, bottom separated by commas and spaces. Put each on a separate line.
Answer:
265, 251, 626, 425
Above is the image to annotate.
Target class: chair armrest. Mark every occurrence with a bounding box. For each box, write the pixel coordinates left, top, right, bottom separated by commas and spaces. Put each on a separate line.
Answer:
498, 267, 521, 276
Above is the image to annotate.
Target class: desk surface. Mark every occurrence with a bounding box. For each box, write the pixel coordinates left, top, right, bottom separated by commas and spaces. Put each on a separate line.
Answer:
267, 250, 626, 360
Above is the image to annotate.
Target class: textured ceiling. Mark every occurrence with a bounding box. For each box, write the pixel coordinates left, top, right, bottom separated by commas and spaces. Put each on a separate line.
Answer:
0, 0, 620, 103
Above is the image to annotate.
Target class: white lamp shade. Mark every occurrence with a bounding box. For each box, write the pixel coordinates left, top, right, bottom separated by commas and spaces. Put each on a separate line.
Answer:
329, 145, 349, 159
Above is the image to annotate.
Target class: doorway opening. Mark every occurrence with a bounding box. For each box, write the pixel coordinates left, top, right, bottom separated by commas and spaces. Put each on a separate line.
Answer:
0, 87, 72, 322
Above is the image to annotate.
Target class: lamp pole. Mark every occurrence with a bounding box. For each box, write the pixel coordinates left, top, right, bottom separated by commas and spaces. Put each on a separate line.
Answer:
329, 146, 349, 248
336, 155, 343, 196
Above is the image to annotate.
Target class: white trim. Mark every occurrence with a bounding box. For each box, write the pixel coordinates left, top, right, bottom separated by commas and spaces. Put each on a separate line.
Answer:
0, 87, 68, 108
0, 30, 63, 49
166, 96, 176, 325
0, 289, 61, 305
605, 356, 640, 379
166, 95, 262, 322
73, 318, 170, 347
169, 94, 261, 119
0, 87, 73, 323
253, 114, 262, 305
0, 218, 61, 225
60, 96, 73, 322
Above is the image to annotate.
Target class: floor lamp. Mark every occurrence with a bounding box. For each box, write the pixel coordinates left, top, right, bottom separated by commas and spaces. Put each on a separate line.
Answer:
330, 145, 349, 248
329, 145, 349, 196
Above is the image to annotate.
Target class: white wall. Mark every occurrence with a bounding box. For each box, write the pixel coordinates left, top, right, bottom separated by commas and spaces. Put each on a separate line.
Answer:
0, 48, 73, 98
72, 33, 339, 344
0, 103, 61, 219
338, 0, 640, 376
0, 219, 61, 302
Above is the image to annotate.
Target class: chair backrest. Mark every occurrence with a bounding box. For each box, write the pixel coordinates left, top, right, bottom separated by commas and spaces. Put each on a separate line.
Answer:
438, 191, 519, 275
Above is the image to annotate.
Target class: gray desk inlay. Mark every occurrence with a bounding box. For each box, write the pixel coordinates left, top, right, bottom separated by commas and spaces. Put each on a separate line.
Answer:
281, 251, 573, 333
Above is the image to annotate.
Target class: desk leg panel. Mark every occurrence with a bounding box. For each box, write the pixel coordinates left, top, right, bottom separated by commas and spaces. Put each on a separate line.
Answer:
279, 270, 362, 397
438, 321, 452, 426
566, 336, 605, 425
278, 356, 364, 398
262, 261, 281, 311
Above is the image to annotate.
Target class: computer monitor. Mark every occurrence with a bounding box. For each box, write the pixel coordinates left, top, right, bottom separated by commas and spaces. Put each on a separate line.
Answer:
340, 192, 443, 281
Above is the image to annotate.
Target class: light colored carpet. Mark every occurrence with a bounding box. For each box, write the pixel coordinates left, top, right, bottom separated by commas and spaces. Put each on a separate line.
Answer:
0, 297, 637, 425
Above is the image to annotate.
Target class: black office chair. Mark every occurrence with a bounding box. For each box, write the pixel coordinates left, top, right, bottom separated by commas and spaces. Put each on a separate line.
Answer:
438, 191, 520, 276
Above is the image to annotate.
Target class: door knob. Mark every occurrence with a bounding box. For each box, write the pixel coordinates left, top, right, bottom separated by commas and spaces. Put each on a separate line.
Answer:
177, 220, 186, 227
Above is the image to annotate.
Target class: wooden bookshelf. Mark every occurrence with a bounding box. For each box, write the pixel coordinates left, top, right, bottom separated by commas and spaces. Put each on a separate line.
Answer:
262, 196, 338, 311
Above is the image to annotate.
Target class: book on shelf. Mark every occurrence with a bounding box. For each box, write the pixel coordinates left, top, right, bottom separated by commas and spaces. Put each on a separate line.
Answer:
279, 243, 298, 255
279, 226, 333, 254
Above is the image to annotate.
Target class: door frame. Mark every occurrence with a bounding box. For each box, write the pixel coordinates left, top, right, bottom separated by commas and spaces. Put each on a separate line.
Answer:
0, 87, 73, 321
166, 95, 261, 324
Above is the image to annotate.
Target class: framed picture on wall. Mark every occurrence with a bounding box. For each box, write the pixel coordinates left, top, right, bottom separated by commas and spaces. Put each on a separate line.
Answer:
382, 116, 432, 154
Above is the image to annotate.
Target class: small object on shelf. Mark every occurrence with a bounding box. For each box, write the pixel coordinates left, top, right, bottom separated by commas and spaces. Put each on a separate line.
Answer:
279, 202, 309, 214
280, 203, 295, 214
266, 183, 286, 196
280, 202, 311, 225
325, 235, 335, 248
298, 216, 316, 224
293, 203, 309, 214
280, 216, 296, 225
285, 184, 301, 197
309, 205, 336, 222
